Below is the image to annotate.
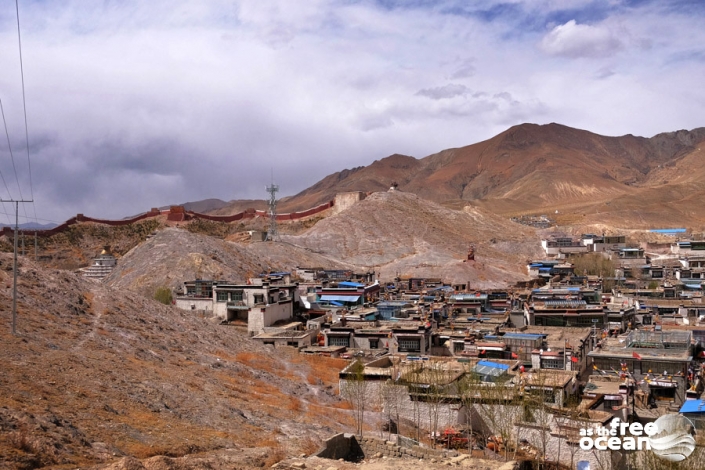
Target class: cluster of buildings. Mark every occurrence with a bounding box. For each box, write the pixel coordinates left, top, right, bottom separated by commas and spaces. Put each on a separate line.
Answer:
168, 232, 705, 468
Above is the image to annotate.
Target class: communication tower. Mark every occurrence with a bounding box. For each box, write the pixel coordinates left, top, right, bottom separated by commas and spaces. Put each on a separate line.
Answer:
266, 182, 279, 241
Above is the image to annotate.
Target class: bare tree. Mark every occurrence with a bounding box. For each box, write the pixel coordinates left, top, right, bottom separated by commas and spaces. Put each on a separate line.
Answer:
457, 366, 483, 454
521, 369, 554, 466
381, 377, 406, 441
341, 360, 368, 437
425, 360, 452, 449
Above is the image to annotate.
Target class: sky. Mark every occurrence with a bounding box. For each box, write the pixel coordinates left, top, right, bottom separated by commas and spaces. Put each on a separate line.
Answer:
0, 0, 704, 224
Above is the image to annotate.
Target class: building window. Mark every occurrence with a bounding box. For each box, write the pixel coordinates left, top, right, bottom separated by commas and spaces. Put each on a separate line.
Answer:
541, 358, 564, 370
651, 386, 676, 401
603, 398, 622, 411
232, 290, 244, 301
398, 339, 420, 352
453, 342, 465, 353
641, 361, 681, 375
254, 294, 264, 305
328, 336, 350, 347
576, 316, 601, 326
216, 291, 228, 302
369, 339, 379, 349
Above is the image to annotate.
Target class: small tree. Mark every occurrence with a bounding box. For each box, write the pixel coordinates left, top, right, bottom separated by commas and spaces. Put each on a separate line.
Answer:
154, 287, 173, 305
457, 368, 483, 453
341, 361, 368, 437
424, 360, 453, 448
381, 362, 406, 440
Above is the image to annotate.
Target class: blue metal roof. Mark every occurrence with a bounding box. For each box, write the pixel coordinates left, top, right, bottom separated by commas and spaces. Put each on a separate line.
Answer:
338, 281, 364, 287
532, 287, 580, 292
680, 399, 705, 413
684, 284, 703, 290
477, 361, 509, 370
321, 295, 360, 302
503, 333, 544, 340
651, 228, 686, 233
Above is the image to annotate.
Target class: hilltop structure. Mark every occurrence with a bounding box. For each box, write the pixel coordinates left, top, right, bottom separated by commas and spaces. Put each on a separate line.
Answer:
81, 246, 117, 281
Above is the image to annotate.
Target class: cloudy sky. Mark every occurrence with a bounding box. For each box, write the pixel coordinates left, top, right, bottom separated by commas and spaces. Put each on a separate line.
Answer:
0, 0, 704, 224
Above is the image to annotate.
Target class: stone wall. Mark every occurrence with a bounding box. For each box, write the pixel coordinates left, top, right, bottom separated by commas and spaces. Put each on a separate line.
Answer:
315, 433, 363, 460
332, 192, 366, 215
315, 433, 459, 462
357, 435, 458, 460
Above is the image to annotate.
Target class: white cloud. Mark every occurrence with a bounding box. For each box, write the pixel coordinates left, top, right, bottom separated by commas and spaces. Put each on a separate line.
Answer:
0, 0, 703, 222
540, 20, 623, 58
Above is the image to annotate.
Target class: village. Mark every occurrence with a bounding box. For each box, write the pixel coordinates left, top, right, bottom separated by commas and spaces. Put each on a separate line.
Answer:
79, 227, 705, 469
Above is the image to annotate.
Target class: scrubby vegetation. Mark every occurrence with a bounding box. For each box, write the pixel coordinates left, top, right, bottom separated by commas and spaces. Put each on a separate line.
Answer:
185, 219, 234, 238
153, 287, 173, 305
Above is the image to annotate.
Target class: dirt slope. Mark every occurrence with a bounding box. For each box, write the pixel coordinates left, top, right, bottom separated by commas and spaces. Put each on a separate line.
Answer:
283, 191, 542, 287
105, 227, 353, 296
0, 253, 351, 469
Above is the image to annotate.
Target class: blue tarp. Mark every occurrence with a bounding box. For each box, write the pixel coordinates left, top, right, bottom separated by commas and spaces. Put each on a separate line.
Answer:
320, 295, 360, 302
503, 333, 544, 340
338, 281, 364, 288
680, 399, 705, 413
650, 228, 686, 233
684, 284, 703, 290
477, 361, 510, 371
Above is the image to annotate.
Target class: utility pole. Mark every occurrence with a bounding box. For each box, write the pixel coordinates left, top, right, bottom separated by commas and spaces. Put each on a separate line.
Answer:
1, 199, 33, 335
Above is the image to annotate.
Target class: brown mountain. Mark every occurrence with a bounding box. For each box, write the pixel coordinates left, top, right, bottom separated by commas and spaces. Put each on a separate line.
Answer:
216, 123, 705, 227
291, 123, 704, 208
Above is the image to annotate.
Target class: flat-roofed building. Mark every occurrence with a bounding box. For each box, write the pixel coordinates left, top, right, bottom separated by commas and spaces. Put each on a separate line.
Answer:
588, 330, 693, 411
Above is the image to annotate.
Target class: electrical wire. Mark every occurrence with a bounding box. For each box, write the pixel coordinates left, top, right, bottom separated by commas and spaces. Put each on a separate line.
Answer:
0, 211, 59, 225
0, 98, 19, 224
15, 0, 36, 223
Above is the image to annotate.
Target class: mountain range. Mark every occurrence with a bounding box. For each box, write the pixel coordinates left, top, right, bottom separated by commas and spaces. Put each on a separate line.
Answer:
200, 123, 705, 229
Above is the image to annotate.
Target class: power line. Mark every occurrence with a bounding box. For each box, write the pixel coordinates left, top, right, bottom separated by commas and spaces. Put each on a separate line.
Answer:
14, 0, 37, 224
0, 211, 59, 225
0, 98, 19, 225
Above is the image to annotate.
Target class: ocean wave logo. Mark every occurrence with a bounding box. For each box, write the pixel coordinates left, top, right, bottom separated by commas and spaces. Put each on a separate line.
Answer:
648, 414, 696, 462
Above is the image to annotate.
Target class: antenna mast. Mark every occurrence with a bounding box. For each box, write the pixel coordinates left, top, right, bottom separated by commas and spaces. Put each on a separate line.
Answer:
265, 176, 279, 242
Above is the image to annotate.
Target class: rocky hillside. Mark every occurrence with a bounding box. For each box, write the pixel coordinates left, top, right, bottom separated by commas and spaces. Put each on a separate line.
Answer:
105, 227, 356, 296
211, 123, 705, 229
0, 253, 352, 469
102, 192, 540, 294
0, 219, 162, 272
283, 191, 542, 288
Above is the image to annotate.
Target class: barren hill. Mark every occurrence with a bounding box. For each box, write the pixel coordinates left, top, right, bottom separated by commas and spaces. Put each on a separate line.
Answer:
283, 191, 542, 287
105, 227, 355, 296
101, 192, 539, 295
0, 253, 352, 469
212, 123, 705, 228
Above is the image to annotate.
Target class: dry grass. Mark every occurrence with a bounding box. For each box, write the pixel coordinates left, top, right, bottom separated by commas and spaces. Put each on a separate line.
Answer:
262, 445, 287, 467
235, 351, 278, 374
296, 436, 321, 456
